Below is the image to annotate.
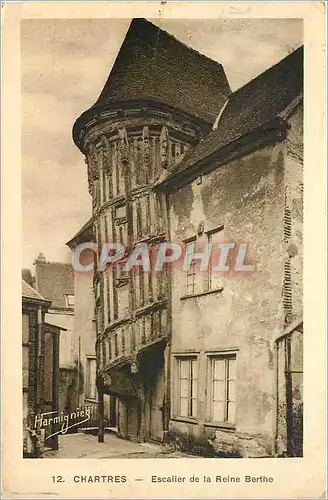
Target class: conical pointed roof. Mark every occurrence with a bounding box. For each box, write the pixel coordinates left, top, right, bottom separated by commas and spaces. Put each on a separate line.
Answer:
73, 18, 231, 149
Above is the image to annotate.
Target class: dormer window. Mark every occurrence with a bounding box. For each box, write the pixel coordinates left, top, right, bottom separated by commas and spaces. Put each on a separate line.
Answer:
65, 294, 75, 308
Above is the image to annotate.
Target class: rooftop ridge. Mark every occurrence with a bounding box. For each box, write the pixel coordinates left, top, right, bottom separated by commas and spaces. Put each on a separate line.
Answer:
136, 18, 226, 75
22, 279, 50, 302
159, 44, 303, 187
229, 44, 303, 99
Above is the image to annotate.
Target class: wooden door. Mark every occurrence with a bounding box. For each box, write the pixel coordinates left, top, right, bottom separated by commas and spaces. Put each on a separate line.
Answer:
150, 369, 164, 442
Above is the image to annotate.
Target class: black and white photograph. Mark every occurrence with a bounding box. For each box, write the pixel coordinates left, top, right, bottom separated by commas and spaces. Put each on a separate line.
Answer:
21, 16, 304, 460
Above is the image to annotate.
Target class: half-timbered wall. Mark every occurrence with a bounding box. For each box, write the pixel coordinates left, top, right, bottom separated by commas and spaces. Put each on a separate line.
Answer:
84, 110, 202, 374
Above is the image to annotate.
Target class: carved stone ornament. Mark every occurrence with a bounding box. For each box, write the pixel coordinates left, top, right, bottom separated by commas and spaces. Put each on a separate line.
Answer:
86, 145, 100, 195
118, 127, 129, 165
287, 243, 298, 258
130, 361, 138, 375
103, 372, 112, 387
160, 126, 169, 169
84, 156, 93, 196
285, 312, 293, 325
101, 135, 111, 174
197, 221, 205, 235
142, 126, 150, 164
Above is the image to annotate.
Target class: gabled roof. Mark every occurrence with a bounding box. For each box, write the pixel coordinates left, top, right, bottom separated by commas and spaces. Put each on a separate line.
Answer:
160, 45, 303, 188
22, 268, 35, 288
43, 322, 67, 332
22, 279, 50, 304
34, 261, 74, 309
73, 18, 231, 149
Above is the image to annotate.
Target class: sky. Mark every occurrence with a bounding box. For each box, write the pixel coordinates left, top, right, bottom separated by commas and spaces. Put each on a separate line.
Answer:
22, 18, 302, 270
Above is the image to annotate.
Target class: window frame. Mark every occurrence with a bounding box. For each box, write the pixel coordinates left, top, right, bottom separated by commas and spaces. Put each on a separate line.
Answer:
174, 355, 198, 421
115, 258, 129, 288
182, 226, 224, 298
85, 356, 97, 401
206, 352, 237, 428
65, 294, 75, 308
184, 237, 197, 296
205, 225, 224, 292
115, 204, 127, 221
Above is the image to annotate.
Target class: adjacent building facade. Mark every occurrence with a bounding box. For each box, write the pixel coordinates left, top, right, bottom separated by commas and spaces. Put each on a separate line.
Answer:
32, 253, 79, 415
72, 18, 303, 456
157, 46, 303, 457
67, 219, 117, 431
22, 279, 61, 456
23, 254, 80, 421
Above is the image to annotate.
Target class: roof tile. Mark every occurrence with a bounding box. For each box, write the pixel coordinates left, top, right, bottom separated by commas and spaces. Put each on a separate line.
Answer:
73, 18, 231, 148
35, 262, 74, 309
168, 45, 303, 180
22, 279, 49, 303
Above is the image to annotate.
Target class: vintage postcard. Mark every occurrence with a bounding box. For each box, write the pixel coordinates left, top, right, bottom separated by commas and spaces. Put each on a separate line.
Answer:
1, 1, 326, 498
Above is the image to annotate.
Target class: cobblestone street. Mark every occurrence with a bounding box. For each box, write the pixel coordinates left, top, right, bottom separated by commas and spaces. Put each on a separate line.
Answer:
43, 432, 195, 459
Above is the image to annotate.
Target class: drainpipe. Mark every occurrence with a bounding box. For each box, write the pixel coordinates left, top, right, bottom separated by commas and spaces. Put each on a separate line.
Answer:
162, 340, 171, 443
77, 335, 81, 407
274, 320, 303, 456
273, 340, 279, 456
36, 305, 42, 406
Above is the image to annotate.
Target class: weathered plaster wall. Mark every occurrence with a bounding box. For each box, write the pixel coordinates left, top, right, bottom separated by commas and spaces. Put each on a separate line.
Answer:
75, 272, 95, 356
74, 271, 98, 405
168, 142, 287, 457
276, 103, 303, 457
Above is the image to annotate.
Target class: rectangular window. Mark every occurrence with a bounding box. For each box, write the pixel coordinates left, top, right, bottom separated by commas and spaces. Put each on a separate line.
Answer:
183, 227, 224, 297
115, 205, 126, 220
185, 239, 197, 295
177, 357, 198, 419
116, 259, 129, 287
207, 354, 236, 425
85, 357, 97, 400
22, 313, 29, 344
